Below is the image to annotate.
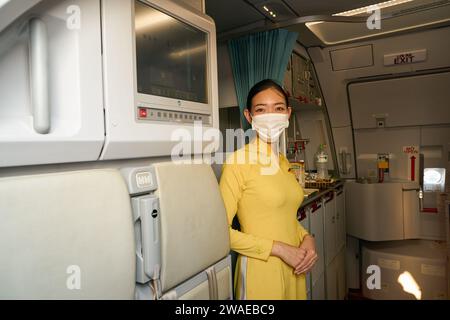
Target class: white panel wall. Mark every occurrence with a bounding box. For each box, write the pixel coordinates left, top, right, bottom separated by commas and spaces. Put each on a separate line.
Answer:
331, 126, 355, 178
310, 26, 450, 179
217, 43, 238, 108
295, 109, 335, 172
349, 72, 450, 129
175, 0, 204, 13
421, 126, 450, 207
310, 27, 450, 128
354, 127, 421, 181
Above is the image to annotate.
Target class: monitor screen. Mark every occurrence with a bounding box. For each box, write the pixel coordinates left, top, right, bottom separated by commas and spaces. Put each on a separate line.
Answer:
135, 0, 208, 104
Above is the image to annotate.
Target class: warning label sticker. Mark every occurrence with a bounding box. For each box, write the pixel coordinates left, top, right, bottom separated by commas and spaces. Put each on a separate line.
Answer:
421, 264, 445, 277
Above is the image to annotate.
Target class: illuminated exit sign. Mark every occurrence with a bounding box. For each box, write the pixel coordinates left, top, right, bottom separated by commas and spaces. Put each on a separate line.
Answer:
384, 49, 427, 66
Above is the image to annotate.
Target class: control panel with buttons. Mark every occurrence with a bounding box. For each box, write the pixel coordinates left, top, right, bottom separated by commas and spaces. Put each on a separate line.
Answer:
137, 106, 211, 125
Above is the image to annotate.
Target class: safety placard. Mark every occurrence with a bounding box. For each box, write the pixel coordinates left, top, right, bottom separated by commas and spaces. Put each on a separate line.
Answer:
378, 258, 400, 270
403, 146, 419, 182
421, 264, 445, 277
377, 154, 389, 171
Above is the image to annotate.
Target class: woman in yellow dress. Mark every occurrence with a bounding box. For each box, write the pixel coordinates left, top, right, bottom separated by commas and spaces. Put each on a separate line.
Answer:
219, 79, 318, 300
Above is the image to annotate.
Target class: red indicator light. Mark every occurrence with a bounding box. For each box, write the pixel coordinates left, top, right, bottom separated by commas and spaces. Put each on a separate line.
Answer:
139, 108, 147, 118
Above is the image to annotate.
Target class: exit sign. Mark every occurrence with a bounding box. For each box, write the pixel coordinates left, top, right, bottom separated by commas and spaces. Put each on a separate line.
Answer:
403, 146, 420, 182
384, 49, 427, 66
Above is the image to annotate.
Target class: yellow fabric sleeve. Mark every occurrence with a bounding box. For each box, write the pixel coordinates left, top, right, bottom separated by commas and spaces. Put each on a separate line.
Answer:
219, 163, 274, 261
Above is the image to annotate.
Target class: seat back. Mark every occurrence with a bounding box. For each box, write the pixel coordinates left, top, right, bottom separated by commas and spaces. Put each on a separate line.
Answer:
154, 163, 230, 293
0, 169, 136, 299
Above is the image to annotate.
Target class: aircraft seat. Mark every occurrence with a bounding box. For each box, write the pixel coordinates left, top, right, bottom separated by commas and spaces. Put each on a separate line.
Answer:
0, 169, 136, 299
122, 163, 232, 300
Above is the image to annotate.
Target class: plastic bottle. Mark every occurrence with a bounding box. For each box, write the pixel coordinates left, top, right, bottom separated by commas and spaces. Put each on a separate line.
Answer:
315, 144, 329, 180
291, 144, 306, 188
298, 160, 305, 188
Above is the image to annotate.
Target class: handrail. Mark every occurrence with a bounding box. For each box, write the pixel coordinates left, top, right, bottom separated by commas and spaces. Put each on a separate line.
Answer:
29, 18, 50, 134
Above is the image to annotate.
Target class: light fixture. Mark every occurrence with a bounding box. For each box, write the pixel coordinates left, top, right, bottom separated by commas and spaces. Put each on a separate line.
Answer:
333, 0, 414, 16
135, 12, 172, 31
169, 44, 207, 59
397, 271, 422, 300
424, 168, 446, 192
0, 0, 11, 9
305, 21, 324, 27
261, 5, 277, 19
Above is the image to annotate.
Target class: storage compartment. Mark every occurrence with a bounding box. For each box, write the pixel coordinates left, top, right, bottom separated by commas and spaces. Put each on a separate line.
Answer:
346, 181, 413, 241
312, 272, 325, 300
330, 45, 373, 71
177, 277, 210, 300
325, 247, 346, 300
135, 255, 233, 300
0, 0, 105, 167
308, 200, 325, 284
292, 52, 310, 99
323, 191, 337, 265
361, 240, 447, 300
163, 256, 233, 300
349, 72, 450, 129
335, 186, 346, 252
346, 235, 361, 290
216, 261, 233, 300
300, 184, 347, 300
346, 181, 445, 241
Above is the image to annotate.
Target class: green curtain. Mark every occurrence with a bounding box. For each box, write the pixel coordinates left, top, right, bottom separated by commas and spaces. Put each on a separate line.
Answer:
228, 29, 298, 129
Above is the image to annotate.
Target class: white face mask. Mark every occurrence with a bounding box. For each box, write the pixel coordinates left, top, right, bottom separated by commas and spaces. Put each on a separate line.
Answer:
251, 113, 290, 143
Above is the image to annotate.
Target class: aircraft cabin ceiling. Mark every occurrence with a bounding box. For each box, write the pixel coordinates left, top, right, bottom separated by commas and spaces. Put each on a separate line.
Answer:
206, 0, 450, 46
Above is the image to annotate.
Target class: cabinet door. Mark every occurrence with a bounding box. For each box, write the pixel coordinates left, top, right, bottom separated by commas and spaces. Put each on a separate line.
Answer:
283, 55, 293, 96
346, 235, 360, 290
312, 273, 325, 300
335, 188, 346, 252
0, 0, 105, 167
305, 272, 312, 300
336, 248, 347, 300
323, 193, 337, 266
325, 253, 346, 300
299, 212, 310, 233
309, 203, 324, 285
292, 53, 308, 98
325, 257, 338, 300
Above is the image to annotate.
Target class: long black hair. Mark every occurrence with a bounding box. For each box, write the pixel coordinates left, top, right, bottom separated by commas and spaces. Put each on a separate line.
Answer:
246, 79, 288, 111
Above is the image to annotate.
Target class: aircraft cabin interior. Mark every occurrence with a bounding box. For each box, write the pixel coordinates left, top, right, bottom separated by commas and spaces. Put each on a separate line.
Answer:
0, 0, 449, 301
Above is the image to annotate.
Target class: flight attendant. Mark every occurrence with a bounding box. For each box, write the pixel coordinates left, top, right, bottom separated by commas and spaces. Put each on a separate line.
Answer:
219, 79, 318, 300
